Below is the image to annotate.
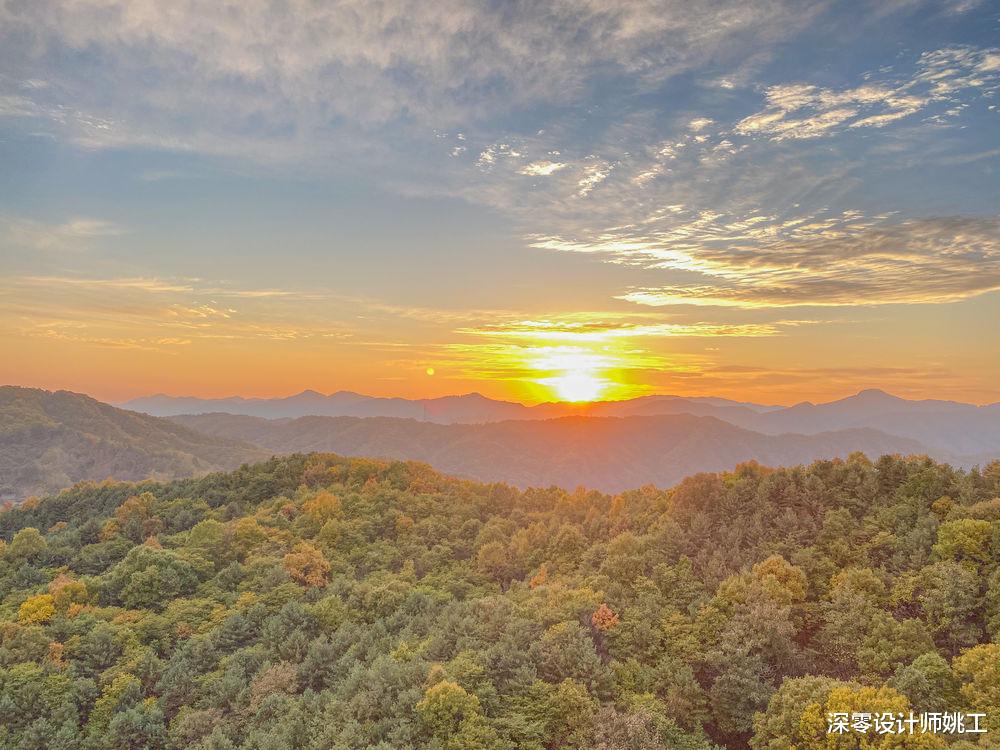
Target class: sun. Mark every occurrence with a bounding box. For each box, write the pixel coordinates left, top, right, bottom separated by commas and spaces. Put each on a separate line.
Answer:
549, 370, 606, 402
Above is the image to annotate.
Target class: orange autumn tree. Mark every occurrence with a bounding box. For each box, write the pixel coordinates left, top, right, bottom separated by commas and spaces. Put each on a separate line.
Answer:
283, 542, 331, 587
592, 603, 619, 631
303, 489, 342, 524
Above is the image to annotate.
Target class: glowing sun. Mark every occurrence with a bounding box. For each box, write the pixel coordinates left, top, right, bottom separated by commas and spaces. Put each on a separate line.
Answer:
549, 370, 607, 402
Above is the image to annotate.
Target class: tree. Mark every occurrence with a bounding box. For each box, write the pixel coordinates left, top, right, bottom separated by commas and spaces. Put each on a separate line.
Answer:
303, 489, 342, 524
932, 519, 992, 570
538, 622, 606, 689
248, 662, 298, 714
87, 672, 142, 736
49, 573, 88, 612
710, 650, 775, 738
115, 492, 164, 543
106, 545, 208, 609
7, 527, 46, 561
536, 678, 599, 750
891, 652, 962, 713
0, 451, 994, 750
952, 643, 1000, 719
911, 562, 982, 654
751, 677, 942, 750
416, 679, 501, 750
592, 603, 620, 632
588, 706, 668, 750
476, 541, 513, 587
186, 519, 228, 567
282, 542, 331, 587
18, 594, 56, 625
107, 702, 168, 749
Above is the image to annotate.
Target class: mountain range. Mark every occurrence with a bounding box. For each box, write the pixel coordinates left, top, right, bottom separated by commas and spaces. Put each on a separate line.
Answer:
3, 385, 997, 499
167, 411, 931, 493
121, 389, 781, 422
123, 387, 1000, 460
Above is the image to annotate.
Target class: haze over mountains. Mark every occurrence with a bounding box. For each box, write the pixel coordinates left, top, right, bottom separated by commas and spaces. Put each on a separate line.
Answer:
124, 387, 1000, 461
2, 385, 997, 499
168, 411, 931, 494
122, 390, 781, 423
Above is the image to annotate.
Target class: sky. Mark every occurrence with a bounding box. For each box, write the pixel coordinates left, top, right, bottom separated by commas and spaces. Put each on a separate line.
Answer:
1, 0, 998, 405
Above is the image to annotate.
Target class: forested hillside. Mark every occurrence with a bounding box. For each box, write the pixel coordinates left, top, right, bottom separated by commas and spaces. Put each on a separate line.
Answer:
0, 452, 998, 749
0, 387, 265, 499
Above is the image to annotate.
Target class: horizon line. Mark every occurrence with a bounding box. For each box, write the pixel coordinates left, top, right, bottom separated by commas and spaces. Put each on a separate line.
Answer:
6, 383, 999, 410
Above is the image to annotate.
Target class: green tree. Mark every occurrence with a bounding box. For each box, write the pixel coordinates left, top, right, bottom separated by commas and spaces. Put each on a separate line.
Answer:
7, 527, 47, 561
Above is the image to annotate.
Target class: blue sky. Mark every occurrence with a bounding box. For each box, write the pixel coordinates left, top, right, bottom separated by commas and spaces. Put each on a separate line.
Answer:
0, 0, 998, 403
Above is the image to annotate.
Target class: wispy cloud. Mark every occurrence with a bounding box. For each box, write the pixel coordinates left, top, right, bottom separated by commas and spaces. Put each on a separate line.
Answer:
435, 42, 1000, 312
518, 161, 568, 177
2, 216, 125, 251
735, 46, 999, 140
540, 215, 1000, 308
458, 318, 792, 341
0, 0, 825, 161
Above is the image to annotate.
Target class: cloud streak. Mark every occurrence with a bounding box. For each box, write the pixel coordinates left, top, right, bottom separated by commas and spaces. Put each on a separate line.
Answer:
1, 216, 125, 252
735, 46, 999, 140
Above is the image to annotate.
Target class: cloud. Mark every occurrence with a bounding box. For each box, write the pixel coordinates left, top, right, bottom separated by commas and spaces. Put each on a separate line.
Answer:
477, 143, 523, 170
437, 42, 1000, 313
1, 216, 125, 251
458, 318, 792, 341
0, 0, 826, 163
577, 163, 613, 196
18, 276, 197, 294
519, 161, 568, 177
609, 216, 1000, 307
735, 46, 999, 140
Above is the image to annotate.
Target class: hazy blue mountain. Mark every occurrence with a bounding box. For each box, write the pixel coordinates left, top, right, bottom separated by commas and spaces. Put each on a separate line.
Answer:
123, 387, 1000, 457
122, 390, 536, 421
169, 411, 937, 493
122, 390, 779, 423
749, 388, 1000, 455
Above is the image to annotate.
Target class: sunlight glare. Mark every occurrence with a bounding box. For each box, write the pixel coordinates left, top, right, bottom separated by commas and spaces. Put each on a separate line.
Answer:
549, 370, 607, 402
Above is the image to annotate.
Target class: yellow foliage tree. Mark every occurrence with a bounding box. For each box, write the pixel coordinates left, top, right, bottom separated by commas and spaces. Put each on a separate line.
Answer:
19, 594, 56, 625
953, 643, 1000, 720
752, 677, 945, 750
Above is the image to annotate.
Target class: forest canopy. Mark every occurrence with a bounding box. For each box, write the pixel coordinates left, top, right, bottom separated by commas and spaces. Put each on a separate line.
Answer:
0, 452, 998, 750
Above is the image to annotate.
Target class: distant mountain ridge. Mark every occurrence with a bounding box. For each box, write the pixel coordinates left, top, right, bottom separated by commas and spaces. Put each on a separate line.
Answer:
123, 387, 1000, 458
169, 411, 937, 493
3, 386, 996, 499
748, 389, 1000, 456
120, 389, 782, 422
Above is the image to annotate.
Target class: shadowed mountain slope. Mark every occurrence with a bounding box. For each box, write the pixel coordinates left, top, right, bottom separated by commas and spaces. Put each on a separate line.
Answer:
0, 387, 265, 498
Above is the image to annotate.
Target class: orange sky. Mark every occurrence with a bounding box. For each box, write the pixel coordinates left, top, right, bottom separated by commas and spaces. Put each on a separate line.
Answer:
2, 272, 998, 405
